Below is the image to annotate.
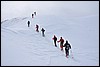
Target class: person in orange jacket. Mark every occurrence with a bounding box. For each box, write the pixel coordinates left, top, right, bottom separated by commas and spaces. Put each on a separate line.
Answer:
57, 37, 64, 51
52, 35, 57, 47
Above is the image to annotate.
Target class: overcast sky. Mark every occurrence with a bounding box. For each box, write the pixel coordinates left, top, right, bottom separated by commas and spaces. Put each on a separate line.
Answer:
1, 1, 99, 21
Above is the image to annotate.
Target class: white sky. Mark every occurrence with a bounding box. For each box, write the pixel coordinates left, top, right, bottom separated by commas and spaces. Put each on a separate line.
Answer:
1, 1, 99, 21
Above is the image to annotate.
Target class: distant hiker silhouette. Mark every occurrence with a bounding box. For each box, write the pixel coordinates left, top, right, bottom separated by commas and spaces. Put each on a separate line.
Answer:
52, 35, 57, 47
34, 12, 36, 16
57, 37, 64, 51
36, 24, 39, 32
41, 28, 45, 37
32, 14, 34, 18
63, 40, 71, 57
27, 21, 30, 27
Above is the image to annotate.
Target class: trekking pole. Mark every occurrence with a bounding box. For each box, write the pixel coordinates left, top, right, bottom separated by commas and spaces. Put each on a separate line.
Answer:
70, 49, 80, 62
70, 49, 74, 59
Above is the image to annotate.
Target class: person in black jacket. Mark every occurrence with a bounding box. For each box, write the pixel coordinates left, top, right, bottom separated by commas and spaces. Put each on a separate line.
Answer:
52, 35, 57, 47
34, 12, 36, 16
27, 21, 30, 27
63, 40, 71, 57
41, 28, 45, 37
32, 14, 34, 18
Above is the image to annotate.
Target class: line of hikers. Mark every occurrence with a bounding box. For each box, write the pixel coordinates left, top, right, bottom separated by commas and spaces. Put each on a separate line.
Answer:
32, 11, 36, 18
35, 24, 71, 57
35, 24, 45, 37
52, 35, 71, 58
27, 21, 45, 37
28, 11, 36, 27
27, 12, 45, 37
28, 11, 71, 58
27, 11, 36, 27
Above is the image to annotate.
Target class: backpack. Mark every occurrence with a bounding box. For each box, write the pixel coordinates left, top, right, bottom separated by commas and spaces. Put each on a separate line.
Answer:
28, 21, 30, 24
41, 28, 45, 32
61, 39, 64, 42
55, 37, 57, 41
65, 43, 71, 50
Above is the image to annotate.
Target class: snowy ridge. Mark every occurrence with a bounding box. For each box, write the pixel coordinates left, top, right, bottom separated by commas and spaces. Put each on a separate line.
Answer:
1, 17, 69, 66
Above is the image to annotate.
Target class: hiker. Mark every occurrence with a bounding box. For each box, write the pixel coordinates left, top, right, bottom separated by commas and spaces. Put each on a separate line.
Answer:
32, 14, 34, 18
52, 35, 57, 47
34, 12, 36, 16
63, 40, 71, 57
27, 21, 30, 27
41, 28, 45, 37
57, 37, 64, 51
36, 24, 39, 32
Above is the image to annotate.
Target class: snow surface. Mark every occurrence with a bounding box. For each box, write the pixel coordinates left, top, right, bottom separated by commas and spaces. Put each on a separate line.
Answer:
1, 1, 99, 66
1, 15, 99, 66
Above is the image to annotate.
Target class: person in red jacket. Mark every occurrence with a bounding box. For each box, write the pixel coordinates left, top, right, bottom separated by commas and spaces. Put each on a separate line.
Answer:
32, 14, 34, 18
52, 35, 57, 47
36, 24, 39, 32
57, 37, 64, 51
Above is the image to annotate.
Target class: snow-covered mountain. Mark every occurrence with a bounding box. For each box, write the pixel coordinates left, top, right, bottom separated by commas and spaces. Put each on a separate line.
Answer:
1, 14, 99, 66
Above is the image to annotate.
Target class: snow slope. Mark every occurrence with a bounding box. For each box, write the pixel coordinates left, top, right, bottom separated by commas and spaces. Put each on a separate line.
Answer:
1, 14, 99, 66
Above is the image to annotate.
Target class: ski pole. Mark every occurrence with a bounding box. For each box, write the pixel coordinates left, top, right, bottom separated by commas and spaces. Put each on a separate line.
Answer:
70, 49, 74, 59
